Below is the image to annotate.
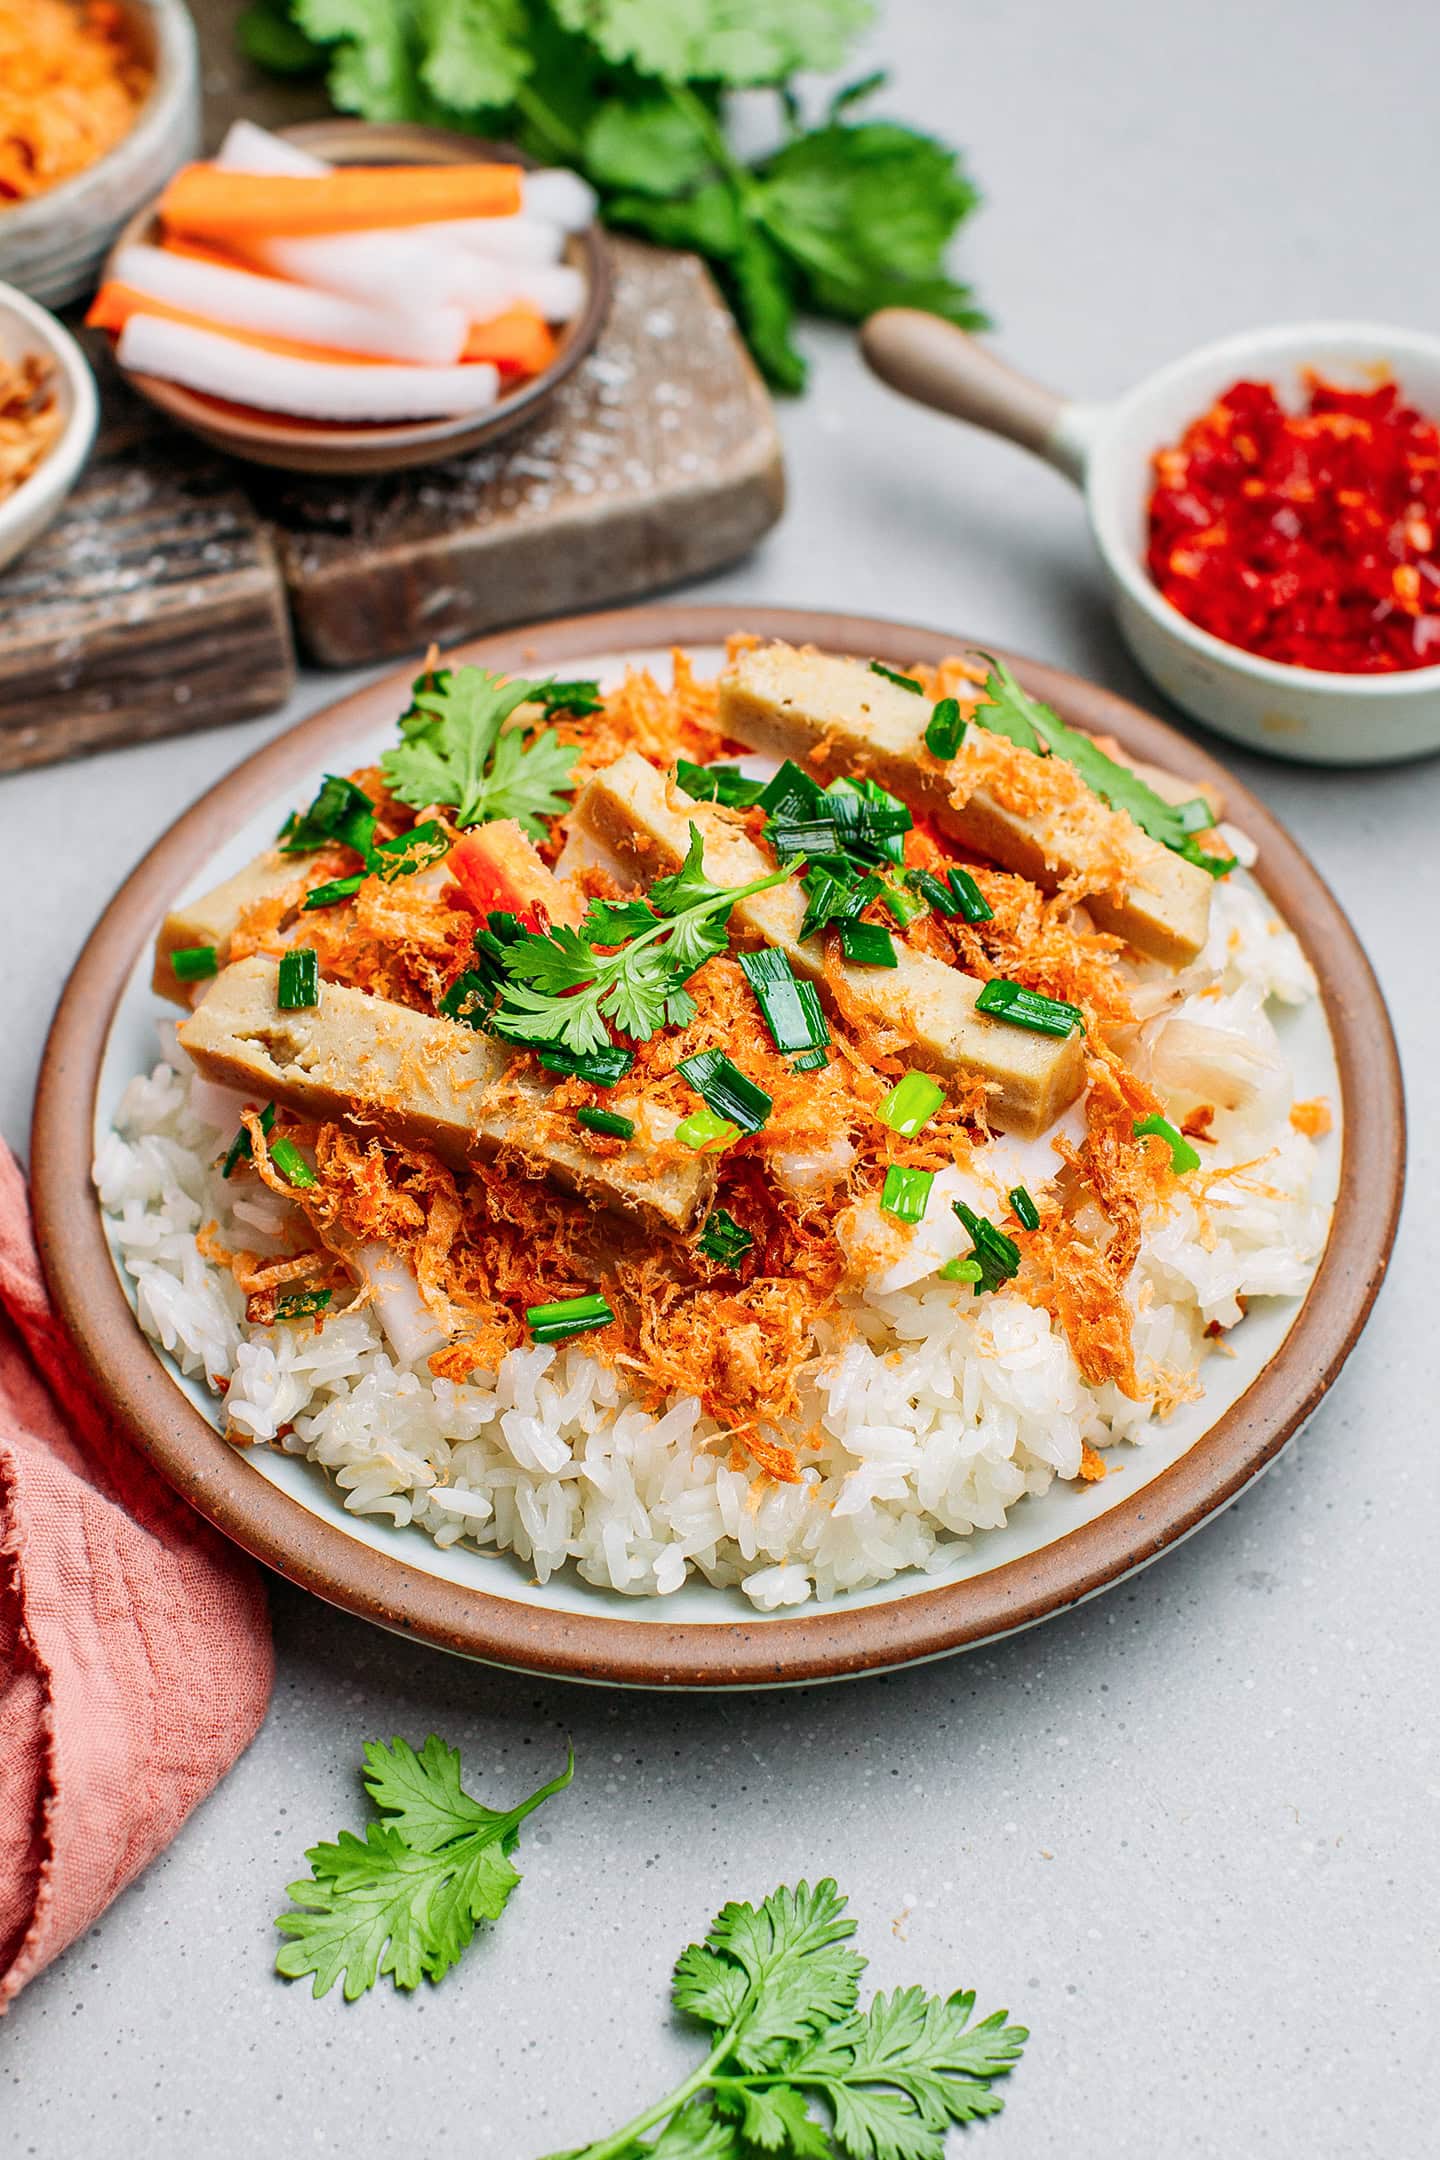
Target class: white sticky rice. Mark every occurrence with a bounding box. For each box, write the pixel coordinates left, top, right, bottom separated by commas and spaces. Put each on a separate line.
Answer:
95, 876, 1329, 1609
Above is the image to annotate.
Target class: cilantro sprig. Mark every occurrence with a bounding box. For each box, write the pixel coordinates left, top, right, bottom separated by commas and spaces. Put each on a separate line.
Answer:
239, 2, 985, 392
491, 824, 794, 1055
552, 1878, 1026, 2159
969, 654, 1235, 878
275, 1735, 572, 2002
383, 665, 580, 841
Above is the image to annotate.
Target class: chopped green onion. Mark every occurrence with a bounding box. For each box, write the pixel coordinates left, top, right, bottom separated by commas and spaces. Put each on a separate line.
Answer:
439, 970, 493, 1028
675, 1107, 741, 1152
738, 947, 830, 1055
1134, 1114, 1201, 1174
756, 759, 826, 822
790, 1047, 830, 1073
879, 1071, 946, 1138
951, 1201, 1021, 1295
538, 1043, 636, 1087
677, 1050, 772, 1135
878, 880, 929, 929
577, 1106, 635, 1141
938, 1254, 983, 1284
696, 1209, 754, 1267
171, 944, 219, 984
904, 868, 962, 918
1175, 796, 1216, 834
526, 1293, 614, 1344
302, 874, 365, 911
1008, 1185, 1041, 1231
839, 920, 897, 968
798, 867, 856, 941
829, 871, 886, 925
870, 660, 924, 694
279, 773, 376, 858
273, 1288, 332, 1322
277, 946, 319, 1010
924, 696, 966, 758
880, 1163, 934, 1225
268, 1136, 317, 1189
675, 758, 767, 809
945, 867, 994, 923
974, 978, 1083, 1037
826, 776, 911, 867
534, 677, 604, 718
221, 1101, 274, 1179
371, 821, 449, 883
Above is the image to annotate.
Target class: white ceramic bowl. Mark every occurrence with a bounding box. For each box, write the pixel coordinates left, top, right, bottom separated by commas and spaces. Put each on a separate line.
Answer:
0, 283, 99, 572
0, 0, 200, 310
863, 313, 1440, 766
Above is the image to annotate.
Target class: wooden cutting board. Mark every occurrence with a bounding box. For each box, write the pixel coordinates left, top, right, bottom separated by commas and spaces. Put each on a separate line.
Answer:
0, 237, 783, 771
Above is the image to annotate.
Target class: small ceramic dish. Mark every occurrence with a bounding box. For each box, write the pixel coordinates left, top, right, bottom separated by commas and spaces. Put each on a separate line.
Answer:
31, 603, 1403, 1689
102, 119, 612, 478
862, 313, 1440, 766
0, 0, 199, 310
0, 281, 98, 572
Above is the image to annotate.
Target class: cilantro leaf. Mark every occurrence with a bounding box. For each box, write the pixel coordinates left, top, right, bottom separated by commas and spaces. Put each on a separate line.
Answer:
550, 0, 873, 86
382, 665, 578, 839
583, 93, 713, 194
419, 0, 532, 110
756, 120, 985, 331
969, 654, 1236, 876
293, 0, 433, 122
569, 1881, 1027, 2160
275, 1737, 572, 2000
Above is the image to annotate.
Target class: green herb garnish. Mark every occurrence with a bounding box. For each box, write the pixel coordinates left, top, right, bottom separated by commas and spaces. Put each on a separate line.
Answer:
738, 946, 830, 1056
569, 1877, 1027, 2158
1008, 1185, 1041, 1231
969, 653, 1237, 876
903, 867, 962, 918
221, 1101, 274, 1179
302, 874, 366, 912
944, 866, 994, 923
678, 1049, 772, 1135
268, 1136, 316, 1189
275, 1735, 572, 2001
533, 677, 603, 718
171, 944, 219, 984
951, 1201, 1021, 1295
924, 695, 967, 758
526, 1294, 614, 1343
878, 879, 929, 929
870, 659, 924, 693
277, 946, 319, 1010
696, 1209, 754, 1268
879, 1070, 946, 1138
675, 1107, 741, 1153
490, 826, 793, 1057
880, 1163, 934, 1225
939, 1253, 984, 1285
382, 665, 578, 841
791, 1047, 831, 1073
1134, 1114, 1202, 1174
273, 1288, 332, 1322
279, 772, 376, 858
538, 1043, 637, 1087
576, 1105, 635, 1141
675, 758, 768, 810
839, 919, 897, 967
974, 978, 1083, 1037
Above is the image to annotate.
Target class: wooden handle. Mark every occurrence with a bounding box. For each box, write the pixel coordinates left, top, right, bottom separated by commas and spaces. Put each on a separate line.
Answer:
861, 309, 1071, 466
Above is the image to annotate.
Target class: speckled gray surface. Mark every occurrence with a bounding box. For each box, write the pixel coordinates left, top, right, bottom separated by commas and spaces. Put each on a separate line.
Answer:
2, 1, 1438, 2153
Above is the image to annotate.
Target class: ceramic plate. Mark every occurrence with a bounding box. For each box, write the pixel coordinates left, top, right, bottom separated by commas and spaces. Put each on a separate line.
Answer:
31, 605, 1404, 1687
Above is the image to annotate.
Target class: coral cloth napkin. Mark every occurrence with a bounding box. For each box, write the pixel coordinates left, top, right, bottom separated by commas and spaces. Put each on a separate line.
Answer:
0, 1141, 272, 2012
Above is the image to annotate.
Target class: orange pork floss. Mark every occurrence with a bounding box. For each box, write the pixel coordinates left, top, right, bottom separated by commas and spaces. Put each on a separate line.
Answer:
1147, 373, 1440, 674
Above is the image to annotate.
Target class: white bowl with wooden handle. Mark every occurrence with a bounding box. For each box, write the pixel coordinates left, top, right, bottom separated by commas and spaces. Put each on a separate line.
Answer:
861, 311, 1440, 766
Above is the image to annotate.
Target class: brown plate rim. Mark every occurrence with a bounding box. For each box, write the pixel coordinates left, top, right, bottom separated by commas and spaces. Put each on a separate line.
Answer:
100, 120, 613, 477
30, 603, 1406, 1688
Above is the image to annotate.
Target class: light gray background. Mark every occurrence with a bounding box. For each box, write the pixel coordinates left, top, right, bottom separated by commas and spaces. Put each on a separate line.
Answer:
2, 2, 1437, 2154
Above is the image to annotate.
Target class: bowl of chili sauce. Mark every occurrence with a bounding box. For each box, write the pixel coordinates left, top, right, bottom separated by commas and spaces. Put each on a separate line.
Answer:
862, 313, 1440, 765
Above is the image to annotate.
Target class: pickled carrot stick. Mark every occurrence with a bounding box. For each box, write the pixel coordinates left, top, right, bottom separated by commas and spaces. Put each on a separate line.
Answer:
116, 315, 501, 420
108, 242, 468, 364
462, 307, 558, 376
158, 162, 524, 241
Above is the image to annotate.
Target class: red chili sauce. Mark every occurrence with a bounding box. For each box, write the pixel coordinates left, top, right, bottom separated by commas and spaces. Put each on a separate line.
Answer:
1146, 373, 1440, 674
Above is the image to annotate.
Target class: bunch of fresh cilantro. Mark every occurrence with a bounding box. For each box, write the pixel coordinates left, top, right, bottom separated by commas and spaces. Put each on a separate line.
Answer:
235, 0, 985, 389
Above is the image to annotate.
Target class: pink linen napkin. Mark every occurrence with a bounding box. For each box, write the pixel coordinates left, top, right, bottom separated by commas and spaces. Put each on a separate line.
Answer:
0, 1140, 272, 2012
